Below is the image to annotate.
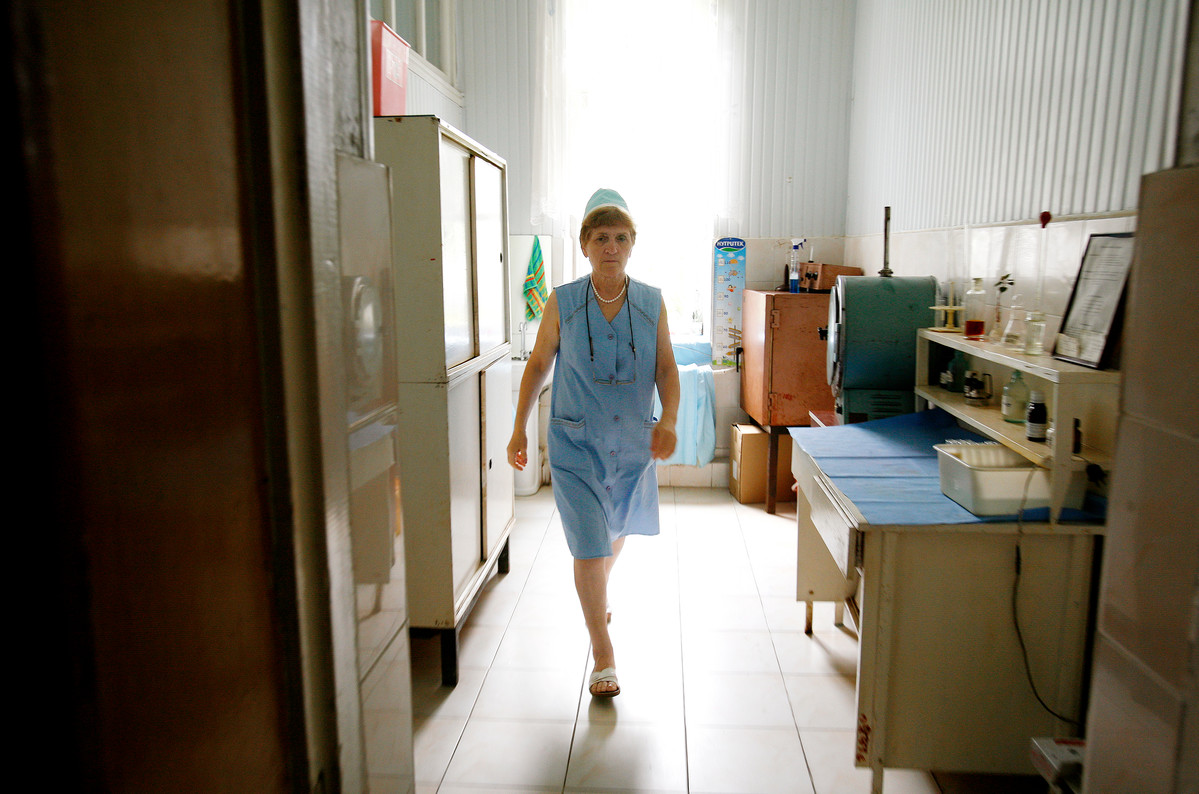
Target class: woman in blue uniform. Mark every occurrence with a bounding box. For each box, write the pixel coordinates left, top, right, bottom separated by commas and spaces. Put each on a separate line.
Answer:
507, 188, 679, 698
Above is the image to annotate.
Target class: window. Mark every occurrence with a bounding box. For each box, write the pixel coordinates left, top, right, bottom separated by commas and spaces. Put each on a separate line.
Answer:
558, 0, 719, 339
372, 0, 456, 83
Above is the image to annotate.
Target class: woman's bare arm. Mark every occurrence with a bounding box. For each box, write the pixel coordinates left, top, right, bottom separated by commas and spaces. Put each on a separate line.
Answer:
507, 292, 560, 470
651, 298, 680, 460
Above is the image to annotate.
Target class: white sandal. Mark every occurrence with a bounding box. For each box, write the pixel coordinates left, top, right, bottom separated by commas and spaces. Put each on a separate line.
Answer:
589, 667, 620, 698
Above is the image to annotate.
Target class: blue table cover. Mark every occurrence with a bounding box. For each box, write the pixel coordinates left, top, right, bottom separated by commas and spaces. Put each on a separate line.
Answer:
788, 409, 1095, 525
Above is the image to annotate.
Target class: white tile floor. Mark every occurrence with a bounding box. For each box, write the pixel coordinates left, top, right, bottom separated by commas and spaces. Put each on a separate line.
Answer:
408, 486, 1038, 794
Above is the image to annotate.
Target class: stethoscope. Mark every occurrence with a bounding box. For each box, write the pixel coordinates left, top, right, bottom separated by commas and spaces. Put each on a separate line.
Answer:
585, 276, 637, 365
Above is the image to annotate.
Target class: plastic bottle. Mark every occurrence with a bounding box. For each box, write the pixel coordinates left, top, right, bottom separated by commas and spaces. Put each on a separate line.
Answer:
789, 243, 801, 293
1001, 370, 1029, 423
1025, 390, 1047, 441
964, 277, 986, 339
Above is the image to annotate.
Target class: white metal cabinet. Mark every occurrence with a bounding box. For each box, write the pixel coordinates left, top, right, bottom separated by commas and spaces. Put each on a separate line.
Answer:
482, 358, 515, 561
375, 115, 514, 686
854, 522, 1095, 788
791, 437, 1098, 793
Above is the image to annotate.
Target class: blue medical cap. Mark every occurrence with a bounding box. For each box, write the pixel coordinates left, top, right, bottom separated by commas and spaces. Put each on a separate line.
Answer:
584, 188, 629, 217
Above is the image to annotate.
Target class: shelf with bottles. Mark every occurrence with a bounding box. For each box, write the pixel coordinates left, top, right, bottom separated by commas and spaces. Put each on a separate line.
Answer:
912, 382, 1113, 469
915, 330, 1121, 386
914, 329, 1121, 520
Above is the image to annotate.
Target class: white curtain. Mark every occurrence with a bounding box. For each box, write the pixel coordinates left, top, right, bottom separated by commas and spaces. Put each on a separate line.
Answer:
531, 0, 721, 335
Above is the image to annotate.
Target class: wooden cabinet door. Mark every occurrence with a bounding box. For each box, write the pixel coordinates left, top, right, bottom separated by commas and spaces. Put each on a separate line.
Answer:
740, 291, 834, 426
739, 290, 769, 424
765, 293, 834, 425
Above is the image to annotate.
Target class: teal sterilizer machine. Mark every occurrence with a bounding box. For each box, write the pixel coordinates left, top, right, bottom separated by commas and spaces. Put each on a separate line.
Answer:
826, 275, 936, 424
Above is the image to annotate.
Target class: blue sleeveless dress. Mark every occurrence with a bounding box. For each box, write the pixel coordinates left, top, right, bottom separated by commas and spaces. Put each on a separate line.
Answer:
548, 275, 662, 559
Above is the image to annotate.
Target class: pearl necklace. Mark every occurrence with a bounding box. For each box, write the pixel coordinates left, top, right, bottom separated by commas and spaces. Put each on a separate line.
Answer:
591, 276, 628, 304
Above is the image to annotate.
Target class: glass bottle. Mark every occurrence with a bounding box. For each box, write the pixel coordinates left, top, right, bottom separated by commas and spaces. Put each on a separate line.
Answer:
946, 350, 967, 393
789, 243, 801, 293
1001, 370, 1029, 423
1026, 389, 1048, 441
1024, 309, 1047, 355
963, 277, 986, 339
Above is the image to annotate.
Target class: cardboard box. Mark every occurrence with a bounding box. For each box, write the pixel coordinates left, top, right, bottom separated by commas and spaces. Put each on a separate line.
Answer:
729, 423, 795, 504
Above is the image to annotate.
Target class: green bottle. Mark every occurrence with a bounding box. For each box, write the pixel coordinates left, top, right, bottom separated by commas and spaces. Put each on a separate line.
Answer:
1001, 370, 1029, 423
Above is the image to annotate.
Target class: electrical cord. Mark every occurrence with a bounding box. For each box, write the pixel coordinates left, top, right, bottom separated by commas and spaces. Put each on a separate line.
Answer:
1012, 464, 1081, 727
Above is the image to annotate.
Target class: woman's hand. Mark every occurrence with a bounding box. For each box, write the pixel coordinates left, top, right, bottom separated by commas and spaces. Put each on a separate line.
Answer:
650, 421, 677, 461
507, 429, 529, 471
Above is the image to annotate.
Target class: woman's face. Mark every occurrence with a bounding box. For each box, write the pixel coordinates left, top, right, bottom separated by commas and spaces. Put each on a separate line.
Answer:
582, 224, 635, 278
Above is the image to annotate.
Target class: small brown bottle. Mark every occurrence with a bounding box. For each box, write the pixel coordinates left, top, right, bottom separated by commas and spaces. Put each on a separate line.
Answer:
1026, 390, 1047, 442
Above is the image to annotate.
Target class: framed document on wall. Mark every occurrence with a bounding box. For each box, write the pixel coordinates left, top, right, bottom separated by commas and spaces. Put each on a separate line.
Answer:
1054, 233, 1135, 369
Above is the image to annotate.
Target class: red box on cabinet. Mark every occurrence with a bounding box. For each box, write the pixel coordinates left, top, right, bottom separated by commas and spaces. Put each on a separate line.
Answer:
370, 21, 409, 117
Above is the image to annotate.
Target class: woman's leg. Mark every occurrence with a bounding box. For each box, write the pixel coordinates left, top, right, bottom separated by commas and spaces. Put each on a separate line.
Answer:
574, 537, 626, 694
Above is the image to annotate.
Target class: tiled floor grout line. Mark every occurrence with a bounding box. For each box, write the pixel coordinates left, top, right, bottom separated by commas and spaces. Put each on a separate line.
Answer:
662, 487, 694, 794
736, 499, 824, 793
434, 501, 561, 793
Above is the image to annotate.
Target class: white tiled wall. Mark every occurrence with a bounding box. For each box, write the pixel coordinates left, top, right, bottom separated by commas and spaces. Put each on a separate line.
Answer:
843, 214, 1137, 346
688, 216, 1140, 491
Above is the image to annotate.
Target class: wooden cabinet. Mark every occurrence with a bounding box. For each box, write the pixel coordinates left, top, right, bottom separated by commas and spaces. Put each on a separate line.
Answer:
739, 289, 835, 513
374, 115, 515, 685
740, 290, 835, 426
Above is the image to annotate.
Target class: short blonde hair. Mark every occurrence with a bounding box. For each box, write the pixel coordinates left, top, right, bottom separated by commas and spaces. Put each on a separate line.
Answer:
579, 206, 637, 247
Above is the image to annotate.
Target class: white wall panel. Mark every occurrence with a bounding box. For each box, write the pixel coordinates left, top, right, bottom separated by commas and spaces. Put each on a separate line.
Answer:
845, 0, 1188, 236
714, 0, 857, 239
404, 60, 466, 130
458, 0, 548, 236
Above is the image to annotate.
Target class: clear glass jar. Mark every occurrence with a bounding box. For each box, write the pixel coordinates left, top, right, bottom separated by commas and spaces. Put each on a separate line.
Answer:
1024, 309, 1047, 356
1002, 297, 1026, 350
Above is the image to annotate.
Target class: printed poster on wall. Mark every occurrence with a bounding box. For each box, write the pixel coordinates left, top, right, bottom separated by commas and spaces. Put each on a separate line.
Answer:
712, 237, 746, 366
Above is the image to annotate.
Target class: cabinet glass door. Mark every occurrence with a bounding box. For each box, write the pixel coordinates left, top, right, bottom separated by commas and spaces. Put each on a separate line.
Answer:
440, 139, 476, 368
473, 156, 507, 355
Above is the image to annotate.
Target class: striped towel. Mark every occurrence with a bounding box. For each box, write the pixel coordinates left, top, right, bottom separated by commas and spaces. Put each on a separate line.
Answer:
523, 237, 548, 320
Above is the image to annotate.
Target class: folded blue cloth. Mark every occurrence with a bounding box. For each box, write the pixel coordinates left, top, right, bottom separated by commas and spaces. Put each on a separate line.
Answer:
671, 340, 712, 366
655, 363, 715, 467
